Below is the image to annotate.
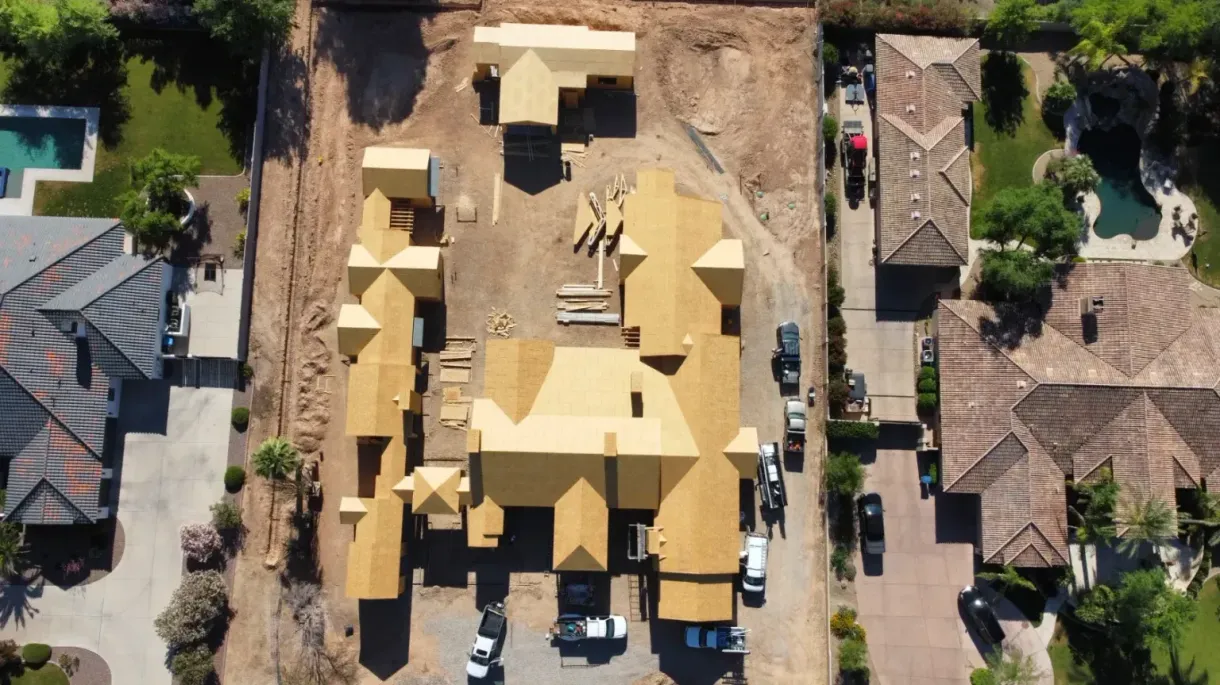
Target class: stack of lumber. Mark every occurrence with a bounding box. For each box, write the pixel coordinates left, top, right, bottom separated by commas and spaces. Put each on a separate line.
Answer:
556, 284, 611, 316
486, 309, 516, 338
438, 337, 475, 385
440, 385, 473, 430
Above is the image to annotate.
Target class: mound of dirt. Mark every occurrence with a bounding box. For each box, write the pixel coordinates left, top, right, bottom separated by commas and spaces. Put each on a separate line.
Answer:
655, 28, 755, 136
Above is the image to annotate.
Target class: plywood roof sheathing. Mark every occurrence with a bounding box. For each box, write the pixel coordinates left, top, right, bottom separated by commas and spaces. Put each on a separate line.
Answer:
339, 497, 369, 525
440, 404, 470, 422
440, 368, 472, 384
440, 350, 474, 360
412, 467, 464, 515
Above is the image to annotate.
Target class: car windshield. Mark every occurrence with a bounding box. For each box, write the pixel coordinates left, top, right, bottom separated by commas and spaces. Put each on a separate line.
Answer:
470, 652, 490, 666
864, 508, 883, 538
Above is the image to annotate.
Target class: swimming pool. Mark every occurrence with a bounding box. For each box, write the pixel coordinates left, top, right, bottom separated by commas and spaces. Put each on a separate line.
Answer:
1077, 124, 1160, 240
0, 115, 87, 199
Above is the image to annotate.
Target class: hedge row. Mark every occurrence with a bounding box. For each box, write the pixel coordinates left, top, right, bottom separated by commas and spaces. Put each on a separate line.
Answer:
827, 420, 880, 440
821, 0, 975, 34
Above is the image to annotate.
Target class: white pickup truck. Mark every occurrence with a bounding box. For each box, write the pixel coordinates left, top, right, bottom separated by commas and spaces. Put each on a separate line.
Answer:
466, 601, 506, 679
550, 614, 628, 641
740, 532, 769, 595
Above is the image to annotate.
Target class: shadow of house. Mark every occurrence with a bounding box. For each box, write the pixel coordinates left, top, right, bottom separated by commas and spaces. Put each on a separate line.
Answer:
312, 9, 431, 132
357, 592, 413, 680
583, 88, 638, 139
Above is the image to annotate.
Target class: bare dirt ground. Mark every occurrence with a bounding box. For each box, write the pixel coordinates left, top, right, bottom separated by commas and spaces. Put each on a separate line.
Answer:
225, 2, 827, 683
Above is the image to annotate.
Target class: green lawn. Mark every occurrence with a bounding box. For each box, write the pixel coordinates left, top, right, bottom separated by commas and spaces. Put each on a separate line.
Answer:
11, 664, 69, 685
1049, 628, 1094, 685
1152, 578, 1220, 682
0, 41, 246, 218
971, 55, 1061, 238
1182, 145, 1220, 288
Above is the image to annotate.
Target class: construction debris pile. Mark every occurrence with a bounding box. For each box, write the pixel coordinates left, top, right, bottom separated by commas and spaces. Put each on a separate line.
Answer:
438, 336, 476, 429
560, 175, 631, 327
486, 308, 516, 338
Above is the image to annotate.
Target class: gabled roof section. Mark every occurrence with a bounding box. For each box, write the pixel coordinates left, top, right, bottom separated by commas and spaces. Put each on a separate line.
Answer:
553, 478, 609, 571
0, 217, 120, 295
884, 219, 963, 266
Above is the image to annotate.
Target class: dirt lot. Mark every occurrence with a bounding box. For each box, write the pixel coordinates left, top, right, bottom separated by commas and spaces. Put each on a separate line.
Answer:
225, 1, 826, 683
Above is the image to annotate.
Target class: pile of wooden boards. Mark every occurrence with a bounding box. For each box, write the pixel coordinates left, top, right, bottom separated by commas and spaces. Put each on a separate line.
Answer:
439, 337, 476, 429
556, 284, 610, 314
486, 308, 516, 338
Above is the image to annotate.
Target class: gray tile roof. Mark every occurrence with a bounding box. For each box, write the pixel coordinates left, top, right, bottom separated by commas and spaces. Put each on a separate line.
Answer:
0, 217, 164, 524
937, 264, 1220, 566
875, 34, 980, 266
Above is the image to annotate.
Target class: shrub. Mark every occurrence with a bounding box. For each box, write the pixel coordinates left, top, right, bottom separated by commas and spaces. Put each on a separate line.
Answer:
928, 463, 938, 485
171, 644, 215, 685
154, 570, 229, 648
0, 640, 19, 668
21, 643, 51, 666
971, 668, 998, 685
827, 266, 846, 311
823, 115, 838, 143
831, 606, 860, 638
224, 466, 246, 493
827, 378, 850, 408
825, 191, 838, 223
825, 451, 865, 498
826, 420, 880, 440
917, 378, 938, 393
828, 316, 847, 338
180, 524, 223, 564
1043, 80, 1076, 117
838, 636, 870, 673
828, 345, 848, 373
57, 652, 80, 676
1046, 154, 1100, 197
119, 149, 202, 248
919, 365, 937, 381
231, 406, 249, 428
236, 186, 251, 212
241, 363, 254, 379
822, 42, 839, 67
822, 0, 973, 34
831, 544, 856, 581
211, 501, 242, 532
918, 393, 939, 412
234, 230, 247, 258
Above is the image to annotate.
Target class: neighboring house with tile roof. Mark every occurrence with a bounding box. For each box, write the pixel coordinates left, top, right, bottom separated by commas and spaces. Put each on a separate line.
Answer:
0, 217, 166, 525
875, 34, 980, 267
935, 264, 1220, 567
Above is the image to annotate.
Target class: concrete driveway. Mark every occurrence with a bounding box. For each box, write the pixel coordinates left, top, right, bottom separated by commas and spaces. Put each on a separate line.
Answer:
854, 446, 983, 685
0, 383, 233, 685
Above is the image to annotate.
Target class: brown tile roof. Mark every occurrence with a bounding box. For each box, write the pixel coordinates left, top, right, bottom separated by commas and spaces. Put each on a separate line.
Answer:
938, 264, 1220, 566
875, 34, 980, 266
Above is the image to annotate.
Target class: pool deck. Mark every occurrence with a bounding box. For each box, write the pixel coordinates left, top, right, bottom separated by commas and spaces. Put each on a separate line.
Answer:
0, 104, 100, 216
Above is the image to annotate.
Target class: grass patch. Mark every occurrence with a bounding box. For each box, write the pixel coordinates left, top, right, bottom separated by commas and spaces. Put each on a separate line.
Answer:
971, 55, 1061, 238
1151, 578, 1220, 682
1182, 145, 1220, 288
1049, 627, 1094, 685
0, 39, 247, 218
10, 665, 70, 685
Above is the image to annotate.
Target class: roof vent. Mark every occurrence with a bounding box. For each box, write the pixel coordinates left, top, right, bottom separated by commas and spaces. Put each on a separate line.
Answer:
911, 211, 921, 220
907, 104, 917, 114
28, 255, 36, 262
911, 193, 921, 202
906, 70, 916, 79
910, 170, 921, 178
910, 151, 921, 160
1017, 380, 1027, 389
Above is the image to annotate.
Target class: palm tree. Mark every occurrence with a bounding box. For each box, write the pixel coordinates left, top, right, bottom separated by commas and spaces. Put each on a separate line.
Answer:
253, 437, 301, 481
1178, 490, 1220, 549
977, 564, 1037, 596
0, 523, 23, 577
1069, 19, 1129, 70
1069, 469, 1120, 545
1116, 496, 1176, 558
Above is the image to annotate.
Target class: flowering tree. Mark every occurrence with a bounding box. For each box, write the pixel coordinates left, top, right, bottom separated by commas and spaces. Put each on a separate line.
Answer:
180, 523, 223, 564
154, 570, 229, 648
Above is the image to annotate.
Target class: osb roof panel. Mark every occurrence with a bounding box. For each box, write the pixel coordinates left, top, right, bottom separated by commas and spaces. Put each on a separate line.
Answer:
500, 49, 559, 126
355, 270, 416, 366
346, 363, 413, 439
413, 466, 462, 515
472, 399, 666, 458
656, 575, 735, 622
345, 437, 408, 598
363, 147, 430, 171
474, 24, 636, 77
623, 169, 724, 358
553, 478, 609, 571
483, 339, 555, 423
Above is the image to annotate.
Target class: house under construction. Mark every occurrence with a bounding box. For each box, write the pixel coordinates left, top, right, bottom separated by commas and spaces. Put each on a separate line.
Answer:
337, 146, 449, 599
465, 169, 756, 622
472, 23, 636, 130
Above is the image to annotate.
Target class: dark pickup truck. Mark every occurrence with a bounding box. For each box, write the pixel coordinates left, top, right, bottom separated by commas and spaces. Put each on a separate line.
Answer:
773, 321, 800, 386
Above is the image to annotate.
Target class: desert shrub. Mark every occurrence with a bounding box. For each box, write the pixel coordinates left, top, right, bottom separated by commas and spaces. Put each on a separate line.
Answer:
918, 393, 939, 412
57, 652, 79, 676
971, 668, 997, 685
825, 191, 838, 223
828, 266, 846, 311
831, 606, 864, 639
242, 363, 254, 379
236, 186, 251, 211
826, 420, 880, 440
21, 643, 50, 666
822, 0, 973, 34
234, 230, 247, 258
825, 451, 865, 498
180, 524, 223, 563
230, 407, 249, 428
154, 570, 229, 648
917, 378, 938, 393
0, 640, 19, 668
171, 644, 215, 685
839, 636, 870, 673
823, 115, 838, 143
224, 466, 246, 492
831, 544, 857, 581
210, 501, 242, 532
919, 365, 937, 381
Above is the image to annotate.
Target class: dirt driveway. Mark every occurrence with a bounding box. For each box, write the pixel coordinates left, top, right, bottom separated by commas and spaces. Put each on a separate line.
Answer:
225, 2, 827, 683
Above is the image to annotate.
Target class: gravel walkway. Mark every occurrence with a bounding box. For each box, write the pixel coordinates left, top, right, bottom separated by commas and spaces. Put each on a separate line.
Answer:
49, 647, 110, 685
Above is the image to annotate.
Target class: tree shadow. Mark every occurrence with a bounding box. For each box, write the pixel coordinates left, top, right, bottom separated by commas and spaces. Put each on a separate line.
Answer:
2, 47, 131, 149
311, 8, 433, 131
976, 301, 1047, 350
1058, 612, 1158, 685
0, 578, 43, 629
981, 52, 1028, 137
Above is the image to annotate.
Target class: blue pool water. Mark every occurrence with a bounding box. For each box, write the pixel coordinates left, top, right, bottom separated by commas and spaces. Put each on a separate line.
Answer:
0, 116, 88, 199
1076, 124, 1160, 240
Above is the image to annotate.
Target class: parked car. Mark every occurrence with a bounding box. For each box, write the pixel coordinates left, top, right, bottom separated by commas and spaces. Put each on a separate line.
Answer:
740, 532, 769, 595
783, 397, 807, 453
959, 586, 1006, 645
550, 614, 628, 641
857, 492, 885, 555
756, 442, 787, 511
773, 321, 801, 385
684, 625, 750, 653
466, 601, 506, 679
